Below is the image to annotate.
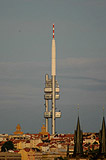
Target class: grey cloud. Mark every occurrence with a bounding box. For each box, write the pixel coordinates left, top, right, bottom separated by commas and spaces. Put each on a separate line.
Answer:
0, 61, 45, 111
57, 57, 106, 92
58, 57, 106, 69
60, 76, 106, 92
58, 57, 106, 80
76, 83, 106, 92
59, 75, 106, 84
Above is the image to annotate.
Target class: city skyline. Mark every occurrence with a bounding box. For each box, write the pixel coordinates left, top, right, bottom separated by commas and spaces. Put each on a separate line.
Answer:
0, 0, 106, 134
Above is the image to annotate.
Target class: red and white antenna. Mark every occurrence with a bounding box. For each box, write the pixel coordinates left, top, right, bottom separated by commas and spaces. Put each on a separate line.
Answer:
53, 24, 54, 39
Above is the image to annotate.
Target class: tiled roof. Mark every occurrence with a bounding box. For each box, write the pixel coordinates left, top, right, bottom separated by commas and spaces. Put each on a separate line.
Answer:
50, 145, 56, 148
37, 143, 44, 147
26, 140, 30, 143
42, 143, 49, 147
24, 148, 30, 152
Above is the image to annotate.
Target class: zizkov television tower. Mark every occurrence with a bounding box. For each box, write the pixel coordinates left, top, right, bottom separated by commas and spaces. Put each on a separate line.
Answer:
44, 24, 61, 135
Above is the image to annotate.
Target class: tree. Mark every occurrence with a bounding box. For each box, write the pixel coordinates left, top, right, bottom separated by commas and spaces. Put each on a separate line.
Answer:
1, 141, 14, 152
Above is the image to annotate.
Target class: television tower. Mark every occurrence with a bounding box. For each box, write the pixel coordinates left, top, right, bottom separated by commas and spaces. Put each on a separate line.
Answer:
44, 24, 61, 135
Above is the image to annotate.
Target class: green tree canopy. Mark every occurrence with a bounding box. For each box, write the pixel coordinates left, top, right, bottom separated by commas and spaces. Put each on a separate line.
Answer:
1, 141, 14, 152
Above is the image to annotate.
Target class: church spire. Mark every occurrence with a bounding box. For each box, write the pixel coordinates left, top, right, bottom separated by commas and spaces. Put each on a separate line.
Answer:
74, 116, 83, 156
99, 116, 106, 154
76, 116, 81, 133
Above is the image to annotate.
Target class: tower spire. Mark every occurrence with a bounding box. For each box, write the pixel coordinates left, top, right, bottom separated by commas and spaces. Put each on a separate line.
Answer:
103, 106, 104, 117
99, 116, 106, 154
53, 24, 54, 39
74, 115, 83, 156
51, 24, 56, 76
44, 24, 61, 135
77, 104, 79, 117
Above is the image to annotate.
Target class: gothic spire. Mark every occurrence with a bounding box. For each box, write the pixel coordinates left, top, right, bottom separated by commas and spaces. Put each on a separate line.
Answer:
99, 116, 106, 154
74, 116, 83, 156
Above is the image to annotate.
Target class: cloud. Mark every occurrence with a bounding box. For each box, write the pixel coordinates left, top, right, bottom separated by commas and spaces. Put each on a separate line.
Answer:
84, 1, 106, 7
58, 57, 106, 79
0, 61, 49, 80
56, 57, 106, 107
0, 61, 47, 110
60, 76, 106, 83
58, 57, 106, 68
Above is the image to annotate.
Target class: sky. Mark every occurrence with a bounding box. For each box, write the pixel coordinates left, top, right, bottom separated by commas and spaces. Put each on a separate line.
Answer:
0, 0, 106, 134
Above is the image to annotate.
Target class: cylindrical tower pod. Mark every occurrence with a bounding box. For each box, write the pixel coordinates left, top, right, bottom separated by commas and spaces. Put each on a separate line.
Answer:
51, 24, 56, 135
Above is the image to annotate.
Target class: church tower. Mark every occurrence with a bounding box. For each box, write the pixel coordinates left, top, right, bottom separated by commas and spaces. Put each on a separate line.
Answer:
99, 116, 106, 154
74, 116, 83, 156
14, 124, 23, 135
